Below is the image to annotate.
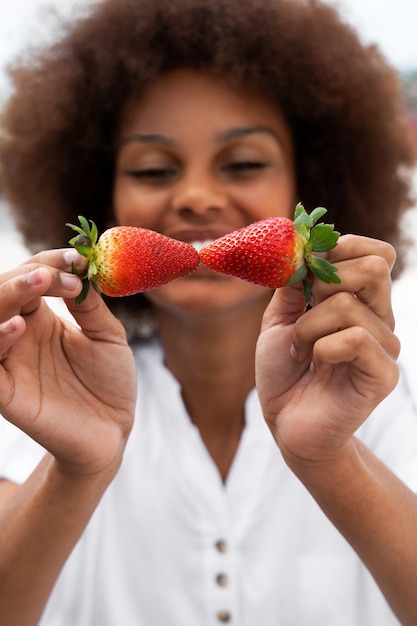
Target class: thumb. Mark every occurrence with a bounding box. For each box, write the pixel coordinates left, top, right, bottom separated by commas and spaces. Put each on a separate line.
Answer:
262, 285, 307, 331
64, 288, 127, 344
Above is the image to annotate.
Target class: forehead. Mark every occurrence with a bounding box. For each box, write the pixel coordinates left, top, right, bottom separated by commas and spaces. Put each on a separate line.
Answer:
117, 69, 292, 143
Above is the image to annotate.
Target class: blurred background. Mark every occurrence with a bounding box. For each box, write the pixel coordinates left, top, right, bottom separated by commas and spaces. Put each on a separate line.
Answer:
0, 0, 416, 382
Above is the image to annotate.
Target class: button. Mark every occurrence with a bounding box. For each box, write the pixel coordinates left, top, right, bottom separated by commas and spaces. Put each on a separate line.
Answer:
215, 573, 229, 587
215, 539, 228, 553
217, 610, 231, 622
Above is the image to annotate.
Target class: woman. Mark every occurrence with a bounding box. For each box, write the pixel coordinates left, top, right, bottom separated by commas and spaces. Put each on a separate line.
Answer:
0, 0, 416, 624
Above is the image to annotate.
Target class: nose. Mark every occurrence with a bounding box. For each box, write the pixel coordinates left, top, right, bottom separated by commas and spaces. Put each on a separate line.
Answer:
171, 177, 228, 218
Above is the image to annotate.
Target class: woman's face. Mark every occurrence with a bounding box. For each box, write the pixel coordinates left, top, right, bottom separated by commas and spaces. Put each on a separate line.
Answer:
113, 69, 296, 314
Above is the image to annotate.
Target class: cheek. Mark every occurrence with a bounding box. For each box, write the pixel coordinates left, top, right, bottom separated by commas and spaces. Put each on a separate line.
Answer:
236, 181, 295, 221
112, 178, 164, 228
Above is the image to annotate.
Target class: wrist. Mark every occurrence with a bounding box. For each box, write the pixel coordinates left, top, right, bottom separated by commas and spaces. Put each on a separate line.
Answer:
47, 420, 131, 485
44, 451, 122, 506
280, 438, 363, 494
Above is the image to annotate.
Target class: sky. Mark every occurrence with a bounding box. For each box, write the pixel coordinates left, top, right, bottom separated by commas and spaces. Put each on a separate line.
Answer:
0, 0, 416, 99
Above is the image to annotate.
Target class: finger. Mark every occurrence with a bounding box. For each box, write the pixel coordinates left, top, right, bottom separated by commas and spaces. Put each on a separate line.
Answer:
22, 248, 87, 274
261, 285, 307, 331
64, 288, 128, 346
311, 251, 394, 328
292, 291, 400, 363
21, 269, 82, 315
327, 235, 396, 270
311, 326, 400, 401
2, 248, 83, 287
0, 267, 54, 321
0, 315, 27, 359
0, 267, 82, 320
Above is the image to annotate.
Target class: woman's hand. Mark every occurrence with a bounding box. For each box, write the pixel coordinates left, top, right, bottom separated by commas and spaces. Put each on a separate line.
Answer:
256, 235, 399, 466
0, 249, 137, 478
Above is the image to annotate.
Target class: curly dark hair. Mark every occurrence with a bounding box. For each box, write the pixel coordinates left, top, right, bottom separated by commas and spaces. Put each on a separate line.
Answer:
0, 0, 415, 295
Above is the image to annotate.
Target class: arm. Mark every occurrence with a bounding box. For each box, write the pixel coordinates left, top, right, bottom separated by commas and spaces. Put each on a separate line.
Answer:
0, 458, 118, 626
0, 249, 137, 625
287, 438, 417, 626
256, 234, 417, 625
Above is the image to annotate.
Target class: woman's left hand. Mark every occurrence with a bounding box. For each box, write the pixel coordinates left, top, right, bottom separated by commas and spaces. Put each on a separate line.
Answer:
255, 234, 400, 465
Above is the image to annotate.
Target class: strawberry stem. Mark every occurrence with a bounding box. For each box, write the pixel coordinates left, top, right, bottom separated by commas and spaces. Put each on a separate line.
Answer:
291, 203, 341, 300
66, 216, 100, 304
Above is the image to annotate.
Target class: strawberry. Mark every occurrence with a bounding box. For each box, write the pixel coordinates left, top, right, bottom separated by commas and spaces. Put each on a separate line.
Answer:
67, 216, 199, 304
199, 203, 341, 301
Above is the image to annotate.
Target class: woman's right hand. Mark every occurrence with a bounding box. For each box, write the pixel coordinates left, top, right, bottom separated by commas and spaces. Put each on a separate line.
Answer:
0, 249, 137, 478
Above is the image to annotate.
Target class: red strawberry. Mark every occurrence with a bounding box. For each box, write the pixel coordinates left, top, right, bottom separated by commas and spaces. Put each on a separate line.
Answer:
199, 203, 341, 301
67, 216, 199, 303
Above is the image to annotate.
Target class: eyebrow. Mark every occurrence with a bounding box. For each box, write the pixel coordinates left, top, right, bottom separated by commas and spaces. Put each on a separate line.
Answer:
216, 126, 283, 146
118, 125, 284, 149
119, 133, 175, 148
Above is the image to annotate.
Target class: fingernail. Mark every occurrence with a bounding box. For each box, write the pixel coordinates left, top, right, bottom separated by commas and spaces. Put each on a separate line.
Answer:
26, 269, 43, 286
64, 249, 83, 269
0, 317, 18, 334
60, 272, 81, 290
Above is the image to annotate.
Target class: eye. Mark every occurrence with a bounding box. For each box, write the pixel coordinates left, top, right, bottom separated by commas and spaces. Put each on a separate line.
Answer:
124, 167, 178, 185
222, 161, 268, 179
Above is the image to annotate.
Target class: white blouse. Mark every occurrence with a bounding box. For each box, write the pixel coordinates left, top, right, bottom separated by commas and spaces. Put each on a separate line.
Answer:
1, 336, 417, 626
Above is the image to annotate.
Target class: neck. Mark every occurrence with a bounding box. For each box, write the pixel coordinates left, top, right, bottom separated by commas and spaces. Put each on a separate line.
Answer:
154, 297, 270, 481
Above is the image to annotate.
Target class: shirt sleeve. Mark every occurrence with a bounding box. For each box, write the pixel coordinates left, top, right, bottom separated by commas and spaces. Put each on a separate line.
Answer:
0, 417, 46, 484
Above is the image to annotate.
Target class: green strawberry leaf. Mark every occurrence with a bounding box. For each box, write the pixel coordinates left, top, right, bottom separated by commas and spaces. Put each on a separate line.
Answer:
302, 276, 312, 303
68, 240, 93, 258
293, 203, 313, 233
67, 216, 102, 304
308, 206, 328, 225
78, 215, 91, 237
74, 277, 91, 305
67, 216, 98, 247
288, 204, 342, 301
293, 203, 333, 243
286, 263, 308, 287
90, 220, 99, 246
308, 255, 341, 284
66, 223, 87, 236
294, 202, 308, 222
70, 262, 80, 277
309, 223, 340, 252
